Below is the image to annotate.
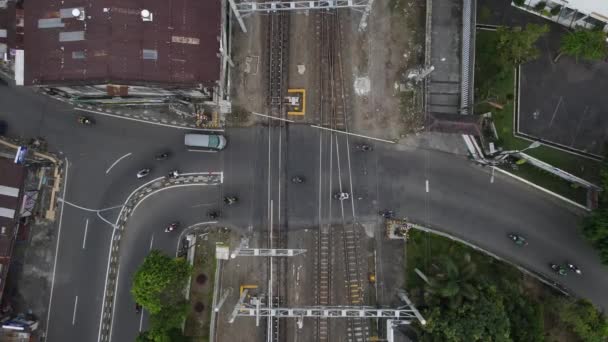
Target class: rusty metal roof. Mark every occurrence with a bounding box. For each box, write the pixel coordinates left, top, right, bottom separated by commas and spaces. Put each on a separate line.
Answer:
24, 0, 221, 87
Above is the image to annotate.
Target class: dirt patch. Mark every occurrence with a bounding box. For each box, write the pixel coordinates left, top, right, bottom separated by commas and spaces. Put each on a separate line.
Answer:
229, 14, 268, 118
345, 0, 426, 140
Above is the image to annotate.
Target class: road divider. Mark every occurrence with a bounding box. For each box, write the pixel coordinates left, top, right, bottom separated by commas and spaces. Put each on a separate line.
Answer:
98, 173, 222, 342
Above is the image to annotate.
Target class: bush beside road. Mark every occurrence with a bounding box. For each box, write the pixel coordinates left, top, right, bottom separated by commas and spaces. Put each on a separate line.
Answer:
405, 229, 608, 342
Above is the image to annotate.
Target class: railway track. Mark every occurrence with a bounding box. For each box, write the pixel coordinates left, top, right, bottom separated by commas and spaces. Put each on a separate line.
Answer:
315, 8, 368, 342
266, 9, 289, 342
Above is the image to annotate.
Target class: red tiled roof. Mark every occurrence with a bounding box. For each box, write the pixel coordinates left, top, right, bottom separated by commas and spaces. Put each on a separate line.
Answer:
24, 0, 221, 87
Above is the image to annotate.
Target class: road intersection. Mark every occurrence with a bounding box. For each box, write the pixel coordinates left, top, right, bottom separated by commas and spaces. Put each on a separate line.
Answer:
0, 83, 605, 342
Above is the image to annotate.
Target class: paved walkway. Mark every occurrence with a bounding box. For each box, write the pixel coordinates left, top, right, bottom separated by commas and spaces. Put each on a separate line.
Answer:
428, 0, 462, 115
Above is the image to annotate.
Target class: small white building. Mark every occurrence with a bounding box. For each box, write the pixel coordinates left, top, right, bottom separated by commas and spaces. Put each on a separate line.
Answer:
513, 0, 608, 32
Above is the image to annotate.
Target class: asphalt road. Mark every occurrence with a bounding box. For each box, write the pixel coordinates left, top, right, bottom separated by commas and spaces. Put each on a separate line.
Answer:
1, 82, 607, 342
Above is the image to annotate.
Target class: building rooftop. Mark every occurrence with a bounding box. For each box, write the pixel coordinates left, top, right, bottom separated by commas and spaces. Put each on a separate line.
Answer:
563, 0, 608, 21
24, 0, 221, 87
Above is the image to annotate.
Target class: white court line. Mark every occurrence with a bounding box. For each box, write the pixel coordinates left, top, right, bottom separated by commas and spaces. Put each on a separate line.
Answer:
44, 158, 69, 338
82, 219, 89, 249
72, 296, 79, 325
75, 108, 224, 132
425, 180, 429, 193
149, 235, 154, 251
105, 153, 132, 174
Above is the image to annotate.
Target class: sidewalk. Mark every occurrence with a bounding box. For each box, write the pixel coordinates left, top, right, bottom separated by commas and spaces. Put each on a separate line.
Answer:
0, 137, 64, 339
39, 88, 226, 130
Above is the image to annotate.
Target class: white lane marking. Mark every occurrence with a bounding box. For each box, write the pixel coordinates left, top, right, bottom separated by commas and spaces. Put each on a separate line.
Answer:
425, 180, 429, 193
310, 125, 396, 143
343, 132, 356, 218
82, 219, 89, 249
75, 108, 224, 132
251, 111, 295, 122
100, 181, 221, 342
317, 126, 323, 226
149, 234, 154, 251
45, 158, 69, 338
334, 134, 346, 221
277, 122, 282, 236
490, 167, 495, 184
105, 153, 132, 174
139, 309, 144, 332
72, 296, 79, 325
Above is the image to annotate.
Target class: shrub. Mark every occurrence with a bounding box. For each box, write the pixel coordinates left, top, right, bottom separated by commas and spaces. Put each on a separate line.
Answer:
534, 1, 546, 11
513, 0, 525, 6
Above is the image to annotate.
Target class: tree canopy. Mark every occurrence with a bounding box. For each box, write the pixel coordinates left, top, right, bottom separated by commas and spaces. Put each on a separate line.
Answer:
495, 24, 548, 66
559, 29, 607, 62
421, 287, 511, 342
131, 250, 192, 314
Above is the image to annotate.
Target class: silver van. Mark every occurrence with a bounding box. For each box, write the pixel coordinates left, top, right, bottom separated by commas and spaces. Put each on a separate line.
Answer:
184, 133, 227, 152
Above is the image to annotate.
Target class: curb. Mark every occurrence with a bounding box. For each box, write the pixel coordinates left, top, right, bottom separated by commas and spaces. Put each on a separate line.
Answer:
98, 174, 222, 342
492, 166, 589, 212
408, 223, 571, 296
74, 106, 225, 132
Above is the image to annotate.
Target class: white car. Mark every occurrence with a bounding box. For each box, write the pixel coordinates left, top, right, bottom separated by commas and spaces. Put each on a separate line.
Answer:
184, 133, 227, 152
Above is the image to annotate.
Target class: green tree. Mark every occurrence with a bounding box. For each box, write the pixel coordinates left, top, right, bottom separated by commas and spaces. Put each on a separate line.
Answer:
131, 250, 192, 313
495, 24, 549, 66
553, 298, 608, 342
556, 29, 608, 62
581, 208, 608, 263
420, 287, 511, 342
425, 253, 479, 308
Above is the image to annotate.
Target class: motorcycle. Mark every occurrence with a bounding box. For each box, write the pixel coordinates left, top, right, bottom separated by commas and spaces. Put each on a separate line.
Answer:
224, 196, 238, 205
168, 170, 180, 178
355, 144, 372, 152
379, 210, 394, 219
137, 168, 151, 179
291, 176, 304, 184
165, 222, 179, 233
155, 152, 170, 161
507, 233, 528, 246
333, 192, 350, 201
567, 262, 582, 275
550, 263, 567, 276
208, 210, 220, 220
78, 116, 94, 125
135, 304, 142, 314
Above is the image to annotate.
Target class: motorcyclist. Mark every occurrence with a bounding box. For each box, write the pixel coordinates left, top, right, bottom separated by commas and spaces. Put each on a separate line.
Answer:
356, 144, 372, 151
168, 170, 179, 178
291, 176, 304, 183
224, 196, 238, 205
155, 152, 169, 160
567, 263, 582, 275
551, 263, 567, 276
334, 192, 350, 200
78, 116, 93, 125
208, 210, 219, 219
379, 210, 394, 218
165, 222, 179, 232
508, 233, 528, 246
135, 304, 142, 314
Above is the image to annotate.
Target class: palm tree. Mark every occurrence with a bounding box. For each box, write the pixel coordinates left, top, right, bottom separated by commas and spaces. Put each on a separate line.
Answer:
425, 253, 479, 308
555, 29, 608, 63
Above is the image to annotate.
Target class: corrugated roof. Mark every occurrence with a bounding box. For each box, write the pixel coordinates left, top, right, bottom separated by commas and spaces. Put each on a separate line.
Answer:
24, 0, 221, 87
